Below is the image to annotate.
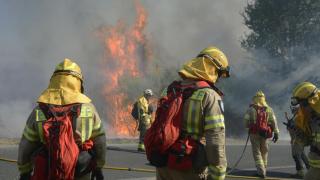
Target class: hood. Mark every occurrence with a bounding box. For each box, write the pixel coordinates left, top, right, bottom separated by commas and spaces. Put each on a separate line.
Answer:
37, 74, 91, 105
178, 56, 218, 84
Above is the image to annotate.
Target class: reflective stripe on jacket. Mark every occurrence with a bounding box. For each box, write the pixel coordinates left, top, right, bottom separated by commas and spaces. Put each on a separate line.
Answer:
22, 104, 104, 143
18, 102, 106, 173
182, 87, 225, 140
179, 80, 226, 180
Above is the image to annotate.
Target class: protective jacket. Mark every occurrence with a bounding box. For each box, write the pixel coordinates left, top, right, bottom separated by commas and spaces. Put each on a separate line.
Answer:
243, 100, 279, 177
244, 105, 279, 134
17, 59, 106, 179
157, 80, 227, 180
302, 109, 320, 180
137, 96, 151, 129
18, 103, 106, 175
157, 46, 229, 180
181, 80, 226, 180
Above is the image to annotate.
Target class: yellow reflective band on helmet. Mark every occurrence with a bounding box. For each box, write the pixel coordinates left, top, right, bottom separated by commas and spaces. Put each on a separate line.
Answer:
23, 126, 39, 142
208, 165, 226, 180
35, 109, 47, 143
80, 105, 94, 142
18, 162, 33, 174
205, 114, 225, 130
309, 159, 320, 168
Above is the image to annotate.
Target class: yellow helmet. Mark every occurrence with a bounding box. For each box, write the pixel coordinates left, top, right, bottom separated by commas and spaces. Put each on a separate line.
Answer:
53, 58, 83, 81
252, 90, 268, 107
197, 46, 230, 78
292, 82, 318, 106
37, 58, 91, 105
255, 90, 265, 97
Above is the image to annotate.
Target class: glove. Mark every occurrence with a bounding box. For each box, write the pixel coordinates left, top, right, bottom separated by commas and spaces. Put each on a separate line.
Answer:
19, 172, 31, 180
148, 105, 154, 115
272, 133, 279, 143
91, 168, 104, 180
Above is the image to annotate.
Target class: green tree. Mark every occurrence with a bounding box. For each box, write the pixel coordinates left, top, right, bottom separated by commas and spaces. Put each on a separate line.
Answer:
242, 0, 320, 73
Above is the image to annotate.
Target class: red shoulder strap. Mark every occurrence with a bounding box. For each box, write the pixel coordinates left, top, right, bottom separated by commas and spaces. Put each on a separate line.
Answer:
193, 81, 224, 97
194, 81, 210, 88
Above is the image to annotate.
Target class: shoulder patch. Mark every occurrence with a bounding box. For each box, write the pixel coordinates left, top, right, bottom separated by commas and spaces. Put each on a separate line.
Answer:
190, 89, 206, 101
80, 104, 93, 118
35, 109, 47, 122
218, 100, 224, 113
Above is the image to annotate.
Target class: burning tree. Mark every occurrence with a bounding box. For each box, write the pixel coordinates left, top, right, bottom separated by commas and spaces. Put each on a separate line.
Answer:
97, 0, 152, 137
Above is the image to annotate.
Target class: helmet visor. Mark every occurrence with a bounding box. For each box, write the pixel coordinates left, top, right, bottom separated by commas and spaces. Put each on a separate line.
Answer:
218, 66, 230, 78
291, 97, 299, 106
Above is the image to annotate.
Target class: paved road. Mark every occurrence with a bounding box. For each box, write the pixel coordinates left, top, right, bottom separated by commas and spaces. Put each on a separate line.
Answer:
0, 142, 303, 180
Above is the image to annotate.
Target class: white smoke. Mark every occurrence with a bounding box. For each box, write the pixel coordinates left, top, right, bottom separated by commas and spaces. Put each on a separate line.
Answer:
1, 0, 316, 139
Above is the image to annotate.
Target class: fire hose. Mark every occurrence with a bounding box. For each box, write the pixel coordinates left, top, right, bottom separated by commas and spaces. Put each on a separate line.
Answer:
0, 156, 290, 180
227, 133, 250, 174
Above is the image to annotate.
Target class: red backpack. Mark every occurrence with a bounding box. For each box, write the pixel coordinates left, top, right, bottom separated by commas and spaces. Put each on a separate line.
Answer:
144, 81, 210, 167
249, 105, 272, 138
32, 103, 81, 180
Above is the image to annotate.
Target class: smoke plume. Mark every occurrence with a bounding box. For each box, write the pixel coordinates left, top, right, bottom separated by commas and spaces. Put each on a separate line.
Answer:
1, 0, 317, 138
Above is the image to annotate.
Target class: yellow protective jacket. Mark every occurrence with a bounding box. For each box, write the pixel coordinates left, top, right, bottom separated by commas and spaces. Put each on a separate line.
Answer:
17, 103, 106, 174
137, 96, 151, 126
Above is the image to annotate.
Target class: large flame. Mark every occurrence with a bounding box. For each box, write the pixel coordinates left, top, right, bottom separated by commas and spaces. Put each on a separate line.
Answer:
98, 0, 151, 137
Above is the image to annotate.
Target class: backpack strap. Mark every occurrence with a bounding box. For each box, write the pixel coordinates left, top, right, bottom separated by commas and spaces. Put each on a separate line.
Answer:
194, 81, 210, 89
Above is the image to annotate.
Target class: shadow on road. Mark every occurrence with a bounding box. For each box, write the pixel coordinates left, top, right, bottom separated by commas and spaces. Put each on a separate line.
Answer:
230, 169, 299, 179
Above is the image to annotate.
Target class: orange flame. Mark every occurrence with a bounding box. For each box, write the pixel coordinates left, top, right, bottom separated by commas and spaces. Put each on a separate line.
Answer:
98, 0, 151, 137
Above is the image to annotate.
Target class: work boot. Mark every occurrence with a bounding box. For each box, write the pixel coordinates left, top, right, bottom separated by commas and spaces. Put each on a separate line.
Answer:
290, 170, 304, 179
255, 173, 266, 179
137, 143, 145, 152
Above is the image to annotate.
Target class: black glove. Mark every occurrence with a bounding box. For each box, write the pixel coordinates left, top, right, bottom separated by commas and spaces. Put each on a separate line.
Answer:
91, 168, 104, 180
148, 105, 154, 115
19, 172, 31, 180
272, 133, 279, 143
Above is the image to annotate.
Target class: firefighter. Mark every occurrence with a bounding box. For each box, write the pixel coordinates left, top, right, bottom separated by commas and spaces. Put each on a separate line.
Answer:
286, 106, 310, 178
244, 91, 279, 178
291, 82, 320, 180
17, 59, 106, 180
137, 89, 153, 152
156, 46, 230, 180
